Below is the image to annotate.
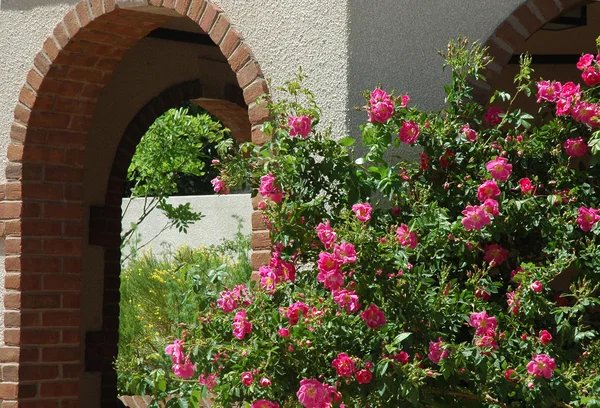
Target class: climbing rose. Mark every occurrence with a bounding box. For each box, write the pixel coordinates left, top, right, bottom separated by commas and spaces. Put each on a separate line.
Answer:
242, 371, 254, 386
477, 180, 501, 202
396, 224, 418, 249
367, 88, 394, 123
360, 304, 386, 328
527, 354, 556, 378
582, 66, 600, 87
428, 338, 450, 364
420, 152, 430, 171
461, 205, 491, 231
259, 173, 284, 203
483, 243, 508, 266
486, 157, 513, 182
217, 290, 238, 313
484, 107, 503, 126
536, 80, 561, 103
519, 178, 535, 195
507, 291, 520, 315
539, 330, 553, 346
399, 121, 420, 144
394, 351, 409, 365
278, 327, 290, 337
564, 137, 588, 157
252, 400, 279, 408
198, 372, 218, 390
577, 206, 600, 231
288, 115, 312, 138
469, 311, 498, 336
315, 221, 336, 249
577, 54, 595, 70
572, 101, 597, 124
333, 289, 361, 313
211, 177, 229, 194
165, 339, 185, 364
259, 266, 277, 294
332, 352, 355, 377
285, 302, 310, 326
401, 94, 410, 107
461, 124, 477, 142
482, 199, 499, 216
333, 242, 357, 264
355, 369, 372, 384
232, 310, 252, 340
504, 369, 517, 381
475, 335, 498, 351
530, 280, 543, 293
260, 377, 272, 387
297, 378, 332, 408
352, 203, 372, 222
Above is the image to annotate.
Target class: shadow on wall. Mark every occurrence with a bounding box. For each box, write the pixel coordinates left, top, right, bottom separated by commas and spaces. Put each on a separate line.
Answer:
0, 0, 79, 11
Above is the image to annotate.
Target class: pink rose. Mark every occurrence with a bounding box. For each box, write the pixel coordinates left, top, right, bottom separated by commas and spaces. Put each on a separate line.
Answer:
461, 124, 477, 142
519, 178, 535, 195
333, 242, 357, 264
242, 371, 254, 386
259, 266, 278, 294
530, 280, 543, 293
475, 335, 498, 351
469, 311, 498, 336
577, 54, 595, 71
259, 173, 284, 203
333, 289, 361, 313
527, 354, 556, 378
394, 351, 409, 365
564, 137, 588, 157
400, 94, 411, 107
560, 81, 580, 98
507, 291, 520, 315
217, 290, 238, 313
332, 352, 355, 377
165, 339, 185, 365
367, 88, 394, 123
260, 377, 272, 387
278, 327, 290, 337
198, 372, 218, 390
172, 357, 196, 379
398, 121, 420, 144
571, 101, 596, 124
352, 203, 372, 222
297, 378, 332, 408
360, 304, 386, 329
582, 66, 600, 87
576, 206, 600, 231
483, 243, 508, 266
536, 80, 561, 103
232, 310, 252, 340
539, 330, 552, 346
484, 107, 503, 126
211, 177, 230, 194
317, 252, 340, 274
428, 337, 450, 364
461, 205, 491, 231
482, 199, 499, 216
355, 369, 372, 384
396, 224, 418, 249
284, 302, 309, 326
486, 157, 512, 182
315, 221, 337, 249
252, 400, 280, 408
477, 180, 501, 202
288, 115, 312, 138
420, 152, 430, 171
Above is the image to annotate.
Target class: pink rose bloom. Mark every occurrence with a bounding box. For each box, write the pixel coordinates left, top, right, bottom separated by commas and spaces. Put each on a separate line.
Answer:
315, 221, 337, 249
165, 339, 185, 364
577, 54, 594, 70
285, 301, 309, 326
332, 352, 355, 377
355, 369, 372, 384
211, 177, 230, 194
530, 280, 543, 293
172, 357, 195, 379
482, 199, 499, 216
317, 252, 339, 274
288, 115, 312, 138
484, 107, 503, 126
333, 242, 357, 264
469, 311, 498, 336
242, 371, 254, 386
440, 149, 455, 168
576, 206, 600, 231
484, 243, 508, 266
564, 137, 588, 157
539, 330, 552, 345
333, 289, 361, 313
461, 205, 491, 231
199, 372, 218, 390
394, 351, 409, 365
486, 157, 512, 182
360, 304, 386, 329
428, 338, 450, 364
477, 180, 501, 202
507, 291, 520, 315
259, 173, 284, 203
461, 124, 477, 142
475, 335, 498, 351
252, 400, 280, 408
259, 266, 278, 294
527, 354, 556, 378
272, 258, 296, 283
571, 101, 596, 124
396, 224, 418, 249
582, 66, 600, 87
278, 327, 290, 337
232, 310, 252, 340
561, 82, 580, 98
398, 121, 420, 144
556, 97, 574, 116
368, 89, 394, 123
400, 94, 410, 108
260, 377, 272, 387
297, 378, 332, 408
519, 178, 535, 195
217, 290, 238, 313
352, 203, 372, 222
420, 152, 430, 171
318, 268, 345, 291
536, 80, 561, 103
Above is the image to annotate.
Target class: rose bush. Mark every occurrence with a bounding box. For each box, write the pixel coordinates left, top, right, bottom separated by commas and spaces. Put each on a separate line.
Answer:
139, 38, 600, 407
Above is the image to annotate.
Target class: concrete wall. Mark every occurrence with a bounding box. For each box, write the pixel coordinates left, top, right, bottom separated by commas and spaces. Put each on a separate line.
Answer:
121, 194, 252, 260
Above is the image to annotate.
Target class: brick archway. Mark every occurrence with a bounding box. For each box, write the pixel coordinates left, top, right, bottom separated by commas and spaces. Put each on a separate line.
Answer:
0, 1, 269, 406
480, 0, 586, 92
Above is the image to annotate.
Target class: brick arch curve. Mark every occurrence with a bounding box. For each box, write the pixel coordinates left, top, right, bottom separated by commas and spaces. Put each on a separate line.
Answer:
482, 0, 586, 91
0, 0, 269, 406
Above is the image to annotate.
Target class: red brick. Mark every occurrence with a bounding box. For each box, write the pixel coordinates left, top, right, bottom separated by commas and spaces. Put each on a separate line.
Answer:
220, 27, 241, 58
175, 0, 192, 15
53, 52, 100, 68
68, 115, 92, 132
3, 329, 20, 346
19, 312, 41, 328
5, 238, 43, 255
248, 101, 269, 125
243, 79, 269, 105
0, 383, 18, 399
40, 381, 79, 397
251, 249, 271, 269
95, 57, 120, 71
0, 347, 20, 363
42, 311, 81, 327
89, 0, 104, 19
209, 14, 229, 45
199, 3, 220, 32
20, 364, 60, 381
4, 311, 21, 327
251, 210, 267, 230
44, 167, 84, 184
29, 112, 72, 130
19, 401, 58, 408
43, 275, 82, 292
1, 365, 19, 382
21, 184, 64, 202
163, 0, 176, 9
60, 330, 80, 344
62, 363, 81, 378
187, 0, 207, 22
21, 146, 65, 165
236, 60, 262, 89
0, 202, 23, 219
63, 9, 81, 38
251, 230, 270, 249
27, 69, 44, 92
228, 44, 251, 73
485, 40, 512, 69
42, 347, 80, 363
21, 294, 61, 309
19, 256, 62, 273
38, 79, 85, 97
62, 294, 81, 309
54, 23, 70, 49
75, 1, 92, 27
532, 0, 561, 22
14, 104, 32, 125
43, 240, 83, 257
494, 21, 525, 51
33, 52, 52, 76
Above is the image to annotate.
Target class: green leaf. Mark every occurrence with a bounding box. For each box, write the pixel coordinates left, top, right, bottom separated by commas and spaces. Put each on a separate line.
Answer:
339, 137, 356, 146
